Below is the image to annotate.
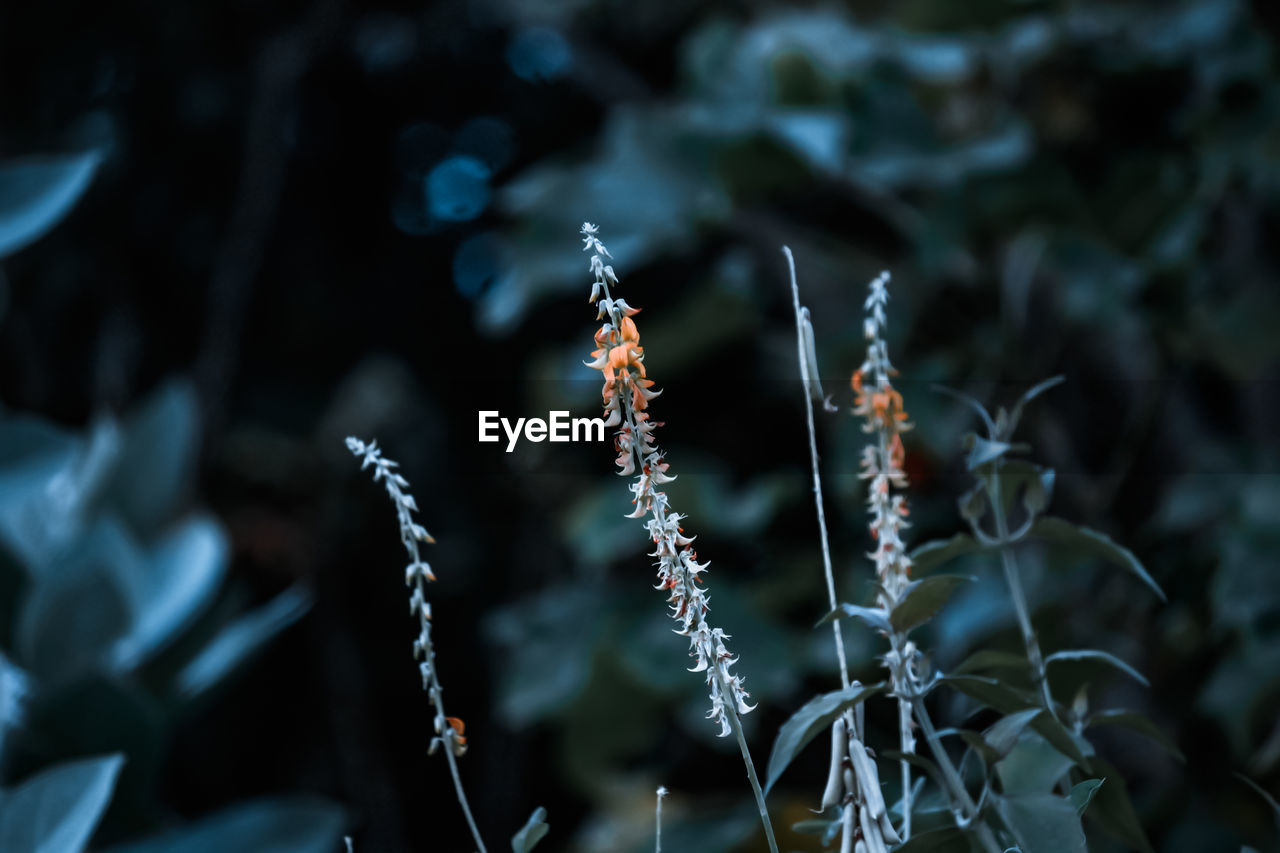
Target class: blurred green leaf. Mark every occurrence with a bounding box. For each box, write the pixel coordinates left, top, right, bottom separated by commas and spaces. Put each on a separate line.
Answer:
97, 380, 200, 536
103, 797, 346, 853
174, 585, 312, 698
764, 681, 884, 794
1030, 517, 1165, 602
511, 806, 549, 853
0, 150, 102, 259
0, 753, 122, 853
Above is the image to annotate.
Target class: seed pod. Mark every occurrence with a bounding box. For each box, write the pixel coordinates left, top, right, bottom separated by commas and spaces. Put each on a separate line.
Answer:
854, 842, 868, 853
839, 803, 855, 853
877, 811, 901, 845
848, 737, 886, 820
821, 716, 847, 810
860, 800, 888, 853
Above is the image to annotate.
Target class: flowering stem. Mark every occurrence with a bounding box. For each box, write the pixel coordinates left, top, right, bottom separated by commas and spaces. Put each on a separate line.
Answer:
720, 670, 780, 853
440, 715, 487, 853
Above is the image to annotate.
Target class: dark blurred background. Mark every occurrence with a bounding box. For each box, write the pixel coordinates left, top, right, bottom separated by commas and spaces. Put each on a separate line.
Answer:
1, 0, 1279, 850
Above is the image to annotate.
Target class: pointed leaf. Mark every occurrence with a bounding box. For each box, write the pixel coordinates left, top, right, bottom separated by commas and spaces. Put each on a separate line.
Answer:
816, 603, 890, 633
1045, 649, 1148, 687
1070, 779, 1105, 816
175, 585, 313, 697
909, 533, 987, 575
1085, 710, 1182, 761
984, 708, 1043, 758
965, 434, 1013, 470
0, 753, 123, 853
102, 797, 346, 853
1006, 376, 1065, 438
930, 384, 996, 436
1082, 756, 1153, 853
952, 649, 1032, 677
890, 575, 974, 633
997, 731, 1074, 793
0, 151, 102, 258
994, 792, 1086, 853
764, 682, 885, 793
941, 675, 1037, 714
1031, 517, 1165, 601
511, 806, 549, 852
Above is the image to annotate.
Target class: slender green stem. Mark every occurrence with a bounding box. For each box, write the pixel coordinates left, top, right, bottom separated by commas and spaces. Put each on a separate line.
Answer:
655, 787, 666, 853
721, 671, 780, 853
440, 721, 488, 853
987, 468, 1058, 720
912, 696, 1002, 853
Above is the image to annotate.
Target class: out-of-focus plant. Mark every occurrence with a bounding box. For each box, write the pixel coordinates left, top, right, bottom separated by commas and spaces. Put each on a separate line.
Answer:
0, 382, 341, 852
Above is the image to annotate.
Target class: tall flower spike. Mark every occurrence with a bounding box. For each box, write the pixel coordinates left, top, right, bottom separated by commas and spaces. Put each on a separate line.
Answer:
345, 437, 488, 853
581, 225, 778, 853
580, 225, 753, 737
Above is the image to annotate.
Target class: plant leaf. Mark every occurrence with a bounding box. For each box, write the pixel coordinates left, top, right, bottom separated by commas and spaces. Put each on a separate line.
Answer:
0, 151, 102, 258
941, 675, 1037, 714
984, 708, 1043, 758
1085, 710, 1182, 761
764, 682, 885, 793
993, 792, 1086, 853
909, 533, 987, 575
816, 602, 890, 633
1082, 756, 1153, 853
1031, 517, 1165, 602
890, 575, 974, 633
997, 731, 1075, 793
102, 797, 345, 853
965, 434, 1014, 470
175, 585, 314, 697
952, 649, 1032, 677
0, 753, 123, 853
1006, 376, 1065, 438
511, 806, 549, 852
930, 384, 996, 436
1045, 649, 1148, 687
1070, 779, 1105, 816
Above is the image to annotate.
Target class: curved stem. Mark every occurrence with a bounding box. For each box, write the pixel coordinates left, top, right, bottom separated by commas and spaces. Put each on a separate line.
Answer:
911, 696, 1002, 853
441, 730, 488, 853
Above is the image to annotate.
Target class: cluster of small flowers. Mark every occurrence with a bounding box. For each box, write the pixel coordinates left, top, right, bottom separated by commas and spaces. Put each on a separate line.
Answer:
852, 273, 914, 604
581, 223, 753, 737
346, 436, 467, 757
